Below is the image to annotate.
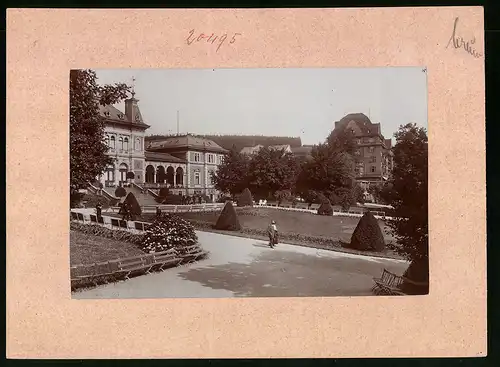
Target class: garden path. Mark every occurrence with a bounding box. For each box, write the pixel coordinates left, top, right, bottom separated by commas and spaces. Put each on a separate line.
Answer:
73, 231, 408, 299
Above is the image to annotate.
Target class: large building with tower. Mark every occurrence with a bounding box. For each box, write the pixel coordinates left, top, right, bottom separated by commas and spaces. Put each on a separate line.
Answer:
332, 113, 393, 189
96, 91, 227, 201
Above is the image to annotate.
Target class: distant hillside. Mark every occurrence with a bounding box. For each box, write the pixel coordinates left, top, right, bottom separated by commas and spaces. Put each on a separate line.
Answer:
145, 134, 303, 152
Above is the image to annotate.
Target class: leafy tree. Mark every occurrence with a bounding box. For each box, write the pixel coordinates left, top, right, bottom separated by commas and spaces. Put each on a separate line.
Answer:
384, 123, 428, 286
70, 69, 130, 195
212, 148, 250, 195
247, 148, 299, 199
296, 142, 355, 202
274, 189, 292, 206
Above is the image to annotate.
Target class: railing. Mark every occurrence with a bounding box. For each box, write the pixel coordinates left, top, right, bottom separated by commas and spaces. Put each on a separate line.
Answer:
106, 203, 225, 214
255, 204, 391, 220
141, 183, 185, 189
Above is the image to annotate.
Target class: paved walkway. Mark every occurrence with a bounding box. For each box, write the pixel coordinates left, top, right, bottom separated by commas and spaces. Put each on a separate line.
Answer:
73, 231, 408, 299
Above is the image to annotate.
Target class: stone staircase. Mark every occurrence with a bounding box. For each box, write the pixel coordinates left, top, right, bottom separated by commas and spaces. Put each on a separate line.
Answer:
124, 184, 158, 206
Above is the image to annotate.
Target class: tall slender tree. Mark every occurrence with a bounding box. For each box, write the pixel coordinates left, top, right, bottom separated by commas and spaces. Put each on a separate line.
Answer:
70, 69, 130, 193
383, 123, 429, 287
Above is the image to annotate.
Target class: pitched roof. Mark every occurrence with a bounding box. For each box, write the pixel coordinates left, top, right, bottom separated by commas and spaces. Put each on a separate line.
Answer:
147, 134, 228, 153
333, 113, 385, 138
240, 145, 263, 154
268, 144, 291, 151
144, 151, 186, 163
99, 104, 150, 129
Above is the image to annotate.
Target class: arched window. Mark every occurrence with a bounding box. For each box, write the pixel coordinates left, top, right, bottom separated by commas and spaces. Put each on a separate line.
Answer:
105, 135, 110, 147
135, 138, 141, 151
194, 169, 201, 185
124, 137, 129, 151
110, 136, 116, 149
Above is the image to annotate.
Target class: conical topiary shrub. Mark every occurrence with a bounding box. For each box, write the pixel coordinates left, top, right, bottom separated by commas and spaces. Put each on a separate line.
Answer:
115, 186, 126, 199
237, 188, 253, 207
121, 192, 142, 219
317, 200, 333, 216
214, 201, 241, 230
346, 211, 385, 252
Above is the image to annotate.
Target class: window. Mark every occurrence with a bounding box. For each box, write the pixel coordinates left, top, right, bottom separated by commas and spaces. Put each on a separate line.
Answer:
209, 171, 215, 185
371, 166, 376, 173
357, 139, 362, 145
135, 138, 141, 150
194, 170, 200, 185
207, 154, 215, 163
119, 137, 124, 150
218, 155, 223, 164
123, 137, 129, 151
105, 135, 110, 147
354, 149, 361, 156
369, 156, 376, 163
369, 146, 374, 153
110, 136, 116, 149
193, 153, 201, 162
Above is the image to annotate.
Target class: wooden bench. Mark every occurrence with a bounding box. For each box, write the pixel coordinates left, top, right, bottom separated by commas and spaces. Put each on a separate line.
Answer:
372, 269, 406, 296
180, 244, 207, 263
110, 255, 154, 280
151, 249, 182, 271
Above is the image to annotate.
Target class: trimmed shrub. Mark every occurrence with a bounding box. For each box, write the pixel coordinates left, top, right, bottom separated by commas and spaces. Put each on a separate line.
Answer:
400, 258, 429, 295
115, 186, 126, 198
121, 192, 142, 218
217, 195, 232, 203
346, 211, 385, 252
159, 187, 170, 198
238, 188, 253, 207
70, 222, 144, 245
164, 194, 183, 205
142, 214, 198, 253
126, 171, 135, 180
214, 201, 241, 230
317, 200, 333, 216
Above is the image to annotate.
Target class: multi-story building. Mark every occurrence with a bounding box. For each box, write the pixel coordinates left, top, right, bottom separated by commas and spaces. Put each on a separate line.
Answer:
96, 91, 227, 201
332, 113, 393, 189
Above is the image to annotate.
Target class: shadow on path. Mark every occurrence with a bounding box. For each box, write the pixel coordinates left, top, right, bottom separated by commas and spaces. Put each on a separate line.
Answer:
178, 250, 407, 297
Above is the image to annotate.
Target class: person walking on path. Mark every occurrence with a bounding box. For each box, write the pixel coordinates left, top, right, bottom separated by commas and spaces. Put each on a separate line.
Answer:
267, 220, 279, 248
156, 206, 162, 217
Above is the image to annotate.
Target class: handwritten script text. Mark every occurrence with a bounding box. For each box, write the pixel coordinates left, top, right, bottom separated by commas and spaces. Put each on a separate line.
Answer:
186, 30, 242, 52
446, 17, 482, 58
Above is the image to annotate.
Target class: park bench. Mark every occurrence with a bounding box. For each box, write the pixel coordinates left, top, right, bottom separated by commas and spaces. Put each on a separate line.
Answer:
109, 254, 155, 280
372, 269, 406, 296
151, 249, 182, 271
179, 244, 207, 263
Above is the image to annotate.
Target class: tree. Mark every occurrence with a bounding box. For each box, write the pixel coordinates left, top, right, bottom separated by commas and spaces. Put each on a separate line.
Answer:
212, 148, 250, 195
346, 211, 386, 252
296, 142, 355, 202
274, 189, 292, 206
214, 201, 241, 230
115, 186, 126, 199
70, 69, 130, 195
247, 148, 299, 199
384, 123, 428, 289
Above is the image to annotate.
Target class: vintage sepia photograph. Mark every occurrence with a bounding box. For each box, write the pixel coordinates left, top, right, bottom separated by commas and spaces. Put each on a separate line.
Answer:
69, 67, 429, 299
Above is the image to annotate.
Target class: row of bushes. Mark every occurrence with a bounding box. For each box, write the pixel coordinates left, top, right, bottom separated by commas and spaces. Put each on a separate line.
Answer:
70, 222, 144, 245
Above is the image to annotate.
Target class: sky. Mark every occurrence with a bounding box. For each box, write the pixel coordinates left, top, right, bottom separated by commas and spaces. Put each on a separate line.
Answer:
95, 68, 427, 145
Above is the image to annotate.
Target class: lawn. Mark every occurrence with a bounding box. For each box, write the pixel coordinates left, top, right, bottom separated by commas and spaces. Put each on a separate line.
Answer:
129, 207, 401, 260
70, 230, 144, 265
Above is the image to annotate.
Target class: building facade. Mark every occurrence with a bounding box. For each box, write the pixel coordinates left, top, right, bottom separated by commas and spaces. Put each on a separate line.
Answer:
96, 92, 226, 200
332, 113, 393, 189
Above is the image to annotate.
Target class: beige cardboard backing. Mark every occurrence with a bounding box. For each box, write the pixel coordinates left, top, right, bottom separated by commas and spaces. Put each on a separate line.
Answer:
6, 7, 486, 358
